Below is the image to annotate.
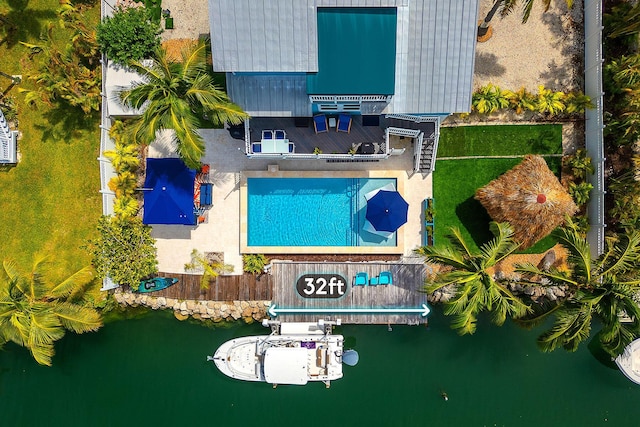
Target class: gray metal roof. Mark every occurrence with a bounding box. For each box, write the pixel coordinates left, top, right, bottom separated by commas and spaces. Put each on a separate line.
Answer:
227, 74, 311, 117
210, 0, 319, 72
209, 0, 478, 114
390, 0, 479, 114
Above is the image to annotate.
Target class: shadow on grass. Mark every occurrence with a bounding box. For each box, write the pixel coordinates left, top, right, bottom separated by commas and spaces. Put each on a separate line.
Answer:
34, 105, 99, 144
455, 197, 493, 248
0, 0, 58, 49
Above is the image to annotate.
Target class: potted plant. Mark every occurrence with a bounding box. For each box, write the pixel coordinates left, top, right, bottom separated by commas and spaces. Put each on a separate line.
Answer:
424, 198, 435, 223
426, 225, 434, 246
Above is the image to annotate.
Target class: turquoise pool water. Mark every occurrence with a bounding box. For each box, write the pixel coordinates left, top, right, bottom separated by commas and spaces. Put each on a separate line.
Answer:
247, 178, 396, 247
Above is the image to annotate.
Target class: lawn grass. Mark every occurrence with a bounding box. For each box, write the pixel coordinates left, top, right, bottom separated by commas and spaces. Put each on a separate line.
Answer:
437, 124, 563, 157
433, 124, 564, 254
0, 1, 102, 280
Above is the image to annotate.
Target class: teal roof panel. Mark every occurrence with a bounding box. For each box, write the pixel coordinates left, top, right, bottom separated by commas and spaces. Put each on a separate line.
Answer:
306, 8, 397, 95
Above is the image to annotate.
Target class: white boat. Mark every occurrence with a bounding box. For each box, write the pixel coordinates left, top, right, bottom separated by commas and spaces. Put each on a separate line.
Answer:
615, 338, 640, 385
208, 319, 357, 387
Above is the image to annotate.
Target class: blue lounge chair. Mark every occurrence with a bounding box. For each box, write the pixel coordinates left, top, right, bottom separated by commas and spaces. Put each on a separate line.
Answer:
313, 114, 328, 134
353, 272, 368, 286
275, 129, 286, 139
378, 271, 393, 285
252, 143, 261, 153
262, 130, 273, 140
288, 142, 295, 153
336, 113, 352, 133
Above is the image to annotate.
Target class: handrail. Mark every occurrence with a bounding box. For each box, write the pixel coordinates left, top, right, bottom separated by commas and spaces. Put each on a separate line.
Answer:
309, 95, 392, 103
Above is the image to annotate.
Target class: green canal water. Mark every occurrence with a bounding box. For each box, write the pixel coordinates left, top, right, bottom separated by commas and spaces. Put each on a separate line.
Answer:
2, 309, 640, 427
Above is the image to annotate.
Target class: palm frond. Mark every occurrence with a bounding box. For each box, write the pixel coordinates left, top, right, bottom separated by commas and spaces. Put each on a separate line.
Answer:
554, 224, 592, 283
515, 262, 578, 286
536, 304, 592, 352
447, 227, 474, 258
49, 266, 95, 299
53, 302, 102, 333
28, 311, 65, 348
514, 299, 559, 328
419, 244, 470, 270
449, 310, 478, 335
599, 232, 640, 278
479, 222, 520, 266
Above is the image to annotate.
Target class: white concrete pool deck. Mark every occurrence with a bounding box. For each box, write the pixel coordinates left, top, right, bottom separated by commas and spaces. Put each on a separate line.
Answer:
148, 129, 432, 274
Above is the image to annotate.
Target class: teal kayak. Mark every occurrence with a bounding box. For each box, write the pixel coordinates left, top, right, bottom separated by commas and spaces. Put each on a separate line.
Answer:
138, 277, 178, 293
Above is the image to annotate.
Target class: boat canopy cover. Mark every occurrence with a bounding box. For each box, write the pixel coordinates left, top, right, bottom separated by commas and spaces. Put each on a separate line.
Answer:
279, 323, 324, 335
263, 347, 308, 385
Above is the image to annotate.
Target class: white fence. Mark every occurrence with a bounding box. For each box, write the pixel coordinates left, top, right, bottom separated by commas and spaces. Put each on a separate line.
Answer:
584, 0, 605, 257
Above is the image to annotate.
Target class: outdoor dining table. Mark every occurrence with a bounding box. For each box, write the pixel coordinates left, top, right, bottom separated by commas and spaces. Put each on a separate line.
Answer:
259, 138, 292, 154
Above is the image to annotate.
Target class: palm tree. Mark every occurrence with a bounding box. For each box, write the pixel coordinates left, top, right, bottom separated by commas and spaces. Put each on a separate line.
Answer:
515, 219, 640, 357
416, 222, 530, 335
0, 258, 103, 366
184, 249, 233, 290
120, 40, 249, 169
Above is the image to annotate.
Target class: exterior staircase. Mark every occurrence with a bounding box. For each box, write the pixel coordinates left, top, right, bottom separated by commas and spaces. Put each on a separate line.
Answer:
419, 135, 437, 173
0, 107, 17, 164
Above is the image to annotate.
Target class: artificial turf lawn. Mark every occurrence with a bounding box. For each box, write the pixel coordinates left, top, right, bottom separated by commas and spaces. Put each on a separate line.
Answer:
437, 124, 563, 157
433, 125, 563, 253
0, 1, 102, 280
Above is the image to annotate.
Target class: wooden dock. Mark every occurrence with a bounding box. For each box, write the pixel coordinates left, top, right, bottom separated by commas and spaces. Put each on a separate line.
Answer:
271, 261, 430, 325
154, 272, 273, 301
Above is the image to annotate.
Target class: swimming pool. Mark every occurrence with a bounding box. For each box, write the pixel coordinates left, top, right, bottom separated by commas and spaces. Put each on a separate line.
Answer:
247, 177, 397, 247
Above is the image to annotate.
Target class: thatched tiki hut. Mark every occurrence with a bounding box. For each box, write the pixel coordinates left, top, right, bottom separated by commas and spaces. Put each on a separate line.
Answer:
475, 155, 578, 249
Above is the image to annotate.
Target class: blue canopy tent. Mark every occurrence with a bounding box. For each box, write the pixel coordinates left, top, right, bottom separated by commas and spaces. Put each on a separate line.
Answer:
143, 158, 196, 225
365, 190, 409, 233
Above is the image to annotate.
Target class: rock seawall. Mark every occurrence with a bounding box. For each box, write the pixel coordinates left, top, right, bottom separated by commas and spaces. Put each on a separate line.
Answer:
113, 289, 270, 323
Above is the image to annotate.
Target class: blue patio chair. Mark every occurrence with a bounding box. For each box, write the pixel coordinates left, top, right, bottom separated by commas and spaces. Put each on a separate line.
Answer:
262, 130, 273, 140
288, 142, 295, 153
369, 275, 379, 286
353, 272, 368, 286
252, 143, 262, 153
336, 113, 352, 133
313, 114, 328, 134
378, 271, 393, 285
275, 129, 286, 139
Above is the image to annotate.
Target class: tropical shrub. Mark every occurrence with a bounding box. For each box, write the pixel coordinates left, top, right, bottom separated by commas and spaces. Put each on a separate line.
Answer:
184, 250, 233, 290
471, 83, 510, 114
19, 3, 101, 113
88, 216, 158, 289
0, 95, 17, 122
536, 85, 565, 115
470, 85, 591, 118
565, 148, 594, 179
504, 87, 537, 114
243, 254, 269, 275
568, 181, 593, 206
105, 121, 142, 220
96, 6, 162, 66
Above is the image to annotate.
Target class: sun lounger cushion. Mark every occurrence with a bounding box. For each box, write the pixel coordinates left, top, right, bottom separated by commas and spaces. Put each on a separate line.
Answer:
313, 115, 328, 134
354, 272, 368, 286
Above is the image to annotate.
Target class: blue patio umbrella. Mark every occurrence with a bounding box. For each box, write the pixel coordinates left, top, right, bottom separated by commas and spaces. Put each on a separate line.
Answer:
365, 189, 409, 232
143, 158, 197, 225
